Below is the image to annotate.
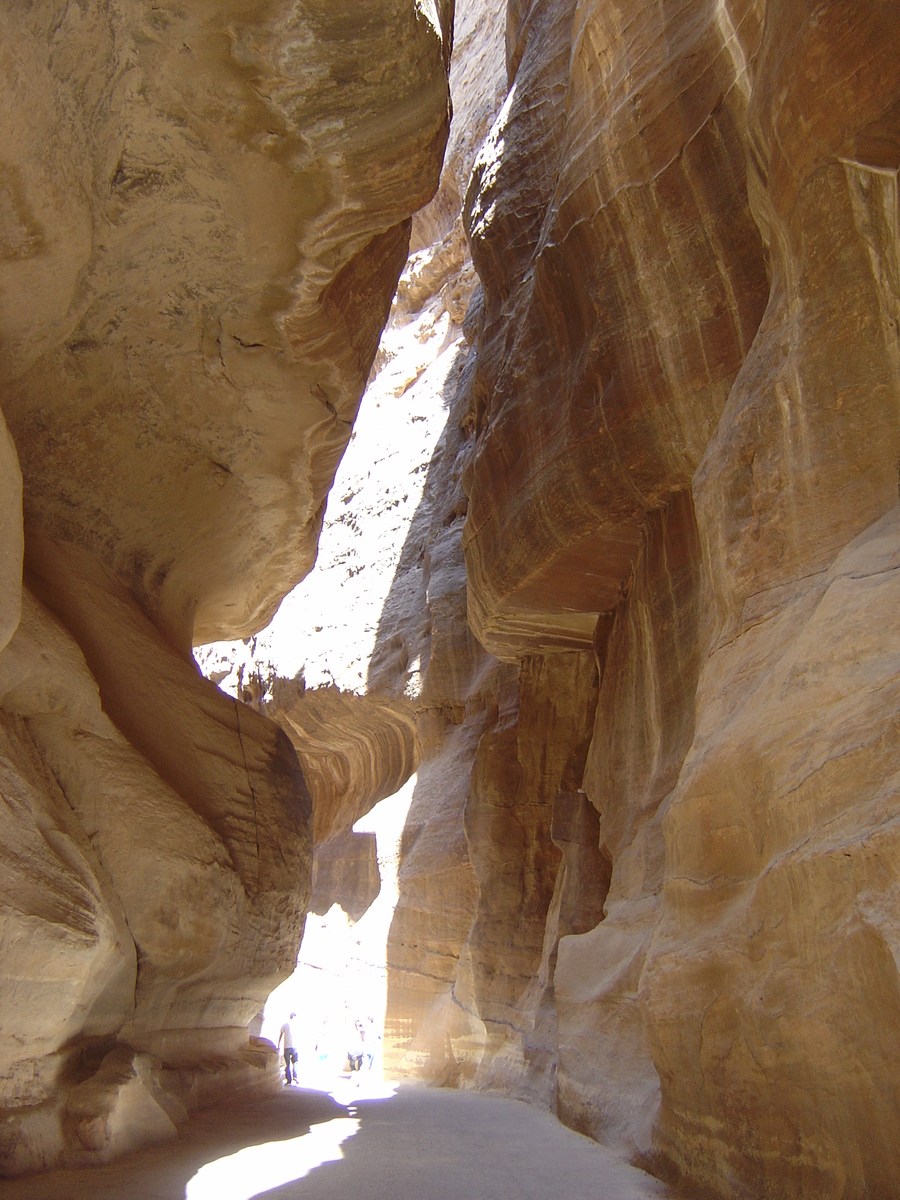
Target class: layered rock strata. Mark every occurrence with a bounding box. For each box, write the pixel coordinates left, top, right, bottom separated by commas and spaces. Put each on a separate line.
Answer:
452, 2, 900, 1198
196, 0, 507, 937
190, 1, 900, 1196
0, 0, 452, 1175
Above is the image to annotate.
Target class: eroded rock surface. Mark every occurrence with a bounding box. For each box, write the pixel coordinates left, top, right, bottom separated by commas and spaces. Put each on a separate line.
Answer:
0, 0, 451, 1176
0, 0, 451, 651
245, 2, 900, 1199
452, 2, 900, 1197
14, 0, 894, 1193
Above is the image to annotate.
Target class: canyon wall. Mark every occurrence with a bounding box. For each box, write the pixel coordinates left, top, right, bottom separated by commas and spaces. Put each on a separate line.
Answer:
0, 0, 451, 1175
4, 0, 893, 1194
436, 1, 900, 1198
254, 3, 899, 1200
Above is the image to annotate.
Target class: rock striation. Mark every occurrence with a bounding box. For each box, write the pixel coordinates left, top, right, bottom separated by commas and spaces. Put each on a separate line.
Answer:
249, 3, 900, 1200
447, 2, 900, 1198
0, 0, 452, 1176
5, 0, 897, 1193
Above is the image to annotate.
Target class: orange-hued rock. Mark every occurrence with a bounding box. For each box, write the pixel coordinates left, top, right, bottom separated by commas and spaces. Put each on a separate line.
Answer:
642, 508, 900, 1198
555, 490, 707, 1157
384, 715, 486, 1085
461, 652, 599, 1102
461, 0, 769, 661
189, 4, 900, 1197
268, 682, 419, 846
636, 8, 900, 1195
456, 0, 900, 1195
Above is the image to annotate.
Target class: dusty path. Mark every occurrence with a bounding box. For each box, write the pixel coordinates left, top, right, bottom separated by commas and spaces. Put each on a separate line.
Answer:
0, 1082, 673, 1200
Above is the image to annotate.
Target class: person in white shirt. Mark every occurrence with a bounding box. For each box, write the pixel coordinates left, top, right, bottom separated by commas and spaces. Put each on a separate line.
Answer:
277, 1012, 299, 1085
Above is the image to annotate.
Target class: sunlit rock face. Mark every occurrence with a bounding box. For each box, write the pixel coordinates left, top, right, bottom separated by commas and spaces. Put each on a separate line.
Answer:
458, 0, 900, 1196
192, 0, 509, 1031
0, 0, 451, 1176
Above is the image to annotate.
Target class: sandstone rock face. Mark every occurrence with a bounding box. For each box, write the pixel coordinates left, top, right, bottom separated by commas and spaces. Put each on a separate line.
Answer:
0, 548, 312, 1174
245, 3, 900, 1199
462, 0, 769, 660
194, 0, 509, 1067
0, 0, 451, 652
309, 829, 381, 923
453, 1, 900, 1197
0, 0, 451, 1176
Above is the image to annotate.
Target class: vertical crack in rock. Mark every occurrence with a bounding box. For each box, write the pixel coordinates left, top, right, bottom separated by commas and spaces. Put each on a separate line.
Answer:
233, 698, 261, 893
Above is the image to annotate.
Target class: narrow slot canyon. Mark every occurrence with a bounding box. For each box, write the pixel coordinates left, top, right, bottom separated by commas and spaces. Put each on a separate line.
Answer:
1, 2, 899, 1199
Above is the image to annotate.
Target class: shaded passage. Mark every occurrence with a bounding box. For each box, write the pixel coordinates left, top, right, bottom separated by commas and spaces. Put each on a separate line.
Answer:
0, 1085, 672, 1200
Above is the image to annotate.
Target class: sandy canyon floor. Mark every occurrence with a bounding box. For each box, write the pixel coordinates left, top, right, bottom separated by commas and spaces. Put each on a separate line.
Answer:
0, 1082, 672, 1200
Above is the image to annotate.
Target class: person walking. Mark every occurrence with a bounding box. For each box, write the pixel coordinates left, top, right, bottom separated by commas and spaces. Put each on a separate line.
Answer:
278, 1012, 299, 1085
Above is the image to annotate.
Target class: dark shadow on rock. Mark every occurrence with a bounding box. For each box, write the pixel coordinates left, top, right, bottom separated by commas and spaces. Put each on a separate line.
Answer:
310, 829, 380, 922
0, 1090, 349, 1200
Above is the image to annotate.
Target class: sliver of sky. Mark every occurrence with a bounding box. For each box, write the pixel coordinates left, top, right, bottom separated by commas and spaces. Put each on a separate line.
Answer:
184, 1116, 359, 1200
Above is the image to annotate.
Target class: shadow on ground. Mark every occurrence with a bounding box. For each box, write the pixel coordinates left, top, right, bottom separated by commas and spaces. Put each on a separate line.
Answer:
254, 1086, 671, 1200
0, 1088, 346, 1200
0, 1084, 672, 1200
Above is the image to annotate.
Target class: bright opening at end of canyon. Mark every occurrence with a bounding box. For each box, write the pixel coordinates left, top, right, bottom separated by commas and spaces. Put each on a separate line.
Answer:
1, 1, 900, 1198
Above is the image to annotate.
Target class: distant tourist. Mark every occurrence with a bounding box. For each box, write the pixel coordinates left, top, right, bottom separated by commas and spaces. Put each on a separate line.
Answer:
278, 1012, 299, 1085
348, 1020, 365, 1074
362, 1017, 376, 1070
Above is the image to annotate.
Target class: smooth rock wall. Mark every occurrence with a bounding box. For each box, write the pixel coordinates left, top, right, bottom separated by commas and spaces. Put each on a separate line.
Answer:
639, 8, 900, 1194
453, 0, 900, 1196
555, 490, 708, 1157
462, 0, 769, 659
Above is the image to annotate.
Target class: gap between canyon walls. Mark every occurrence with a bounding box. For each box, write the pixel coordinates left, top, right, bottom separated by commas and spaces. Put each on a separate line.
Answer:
213, 2, 900, 1200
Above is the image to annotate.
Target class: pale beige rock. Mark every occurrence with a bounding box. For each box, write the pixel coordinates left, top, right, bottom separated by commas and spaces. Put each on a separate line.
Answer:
0, 0, 452, 653
0, 0, 453, 1171
63, 1048, 178, 1166
0, 568, 308, 1172
0, 702, 136, 1111
0, 0, 454, 1180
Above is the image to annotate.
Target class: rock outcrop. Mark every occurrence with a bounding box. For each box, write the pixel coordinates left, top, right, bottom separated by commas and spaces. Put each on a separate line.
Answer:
0, 0, 451, 1175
